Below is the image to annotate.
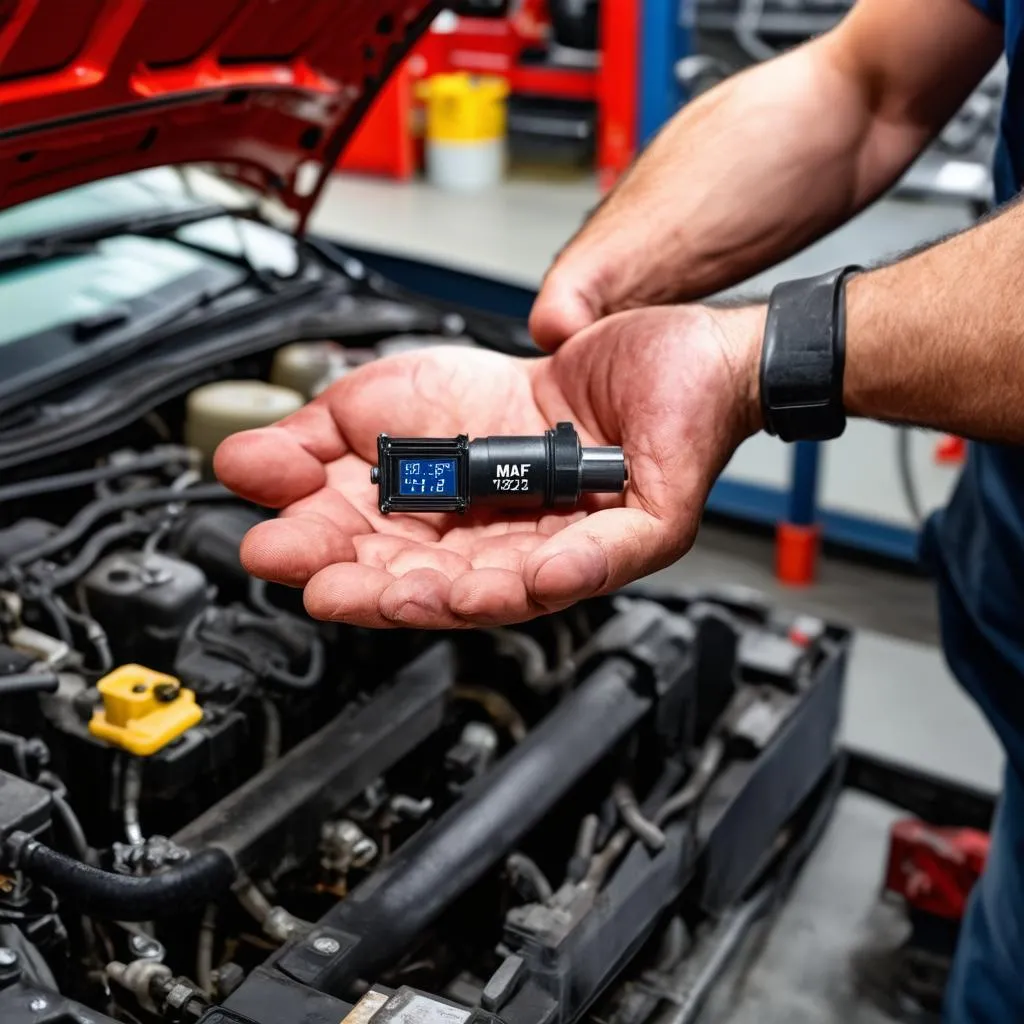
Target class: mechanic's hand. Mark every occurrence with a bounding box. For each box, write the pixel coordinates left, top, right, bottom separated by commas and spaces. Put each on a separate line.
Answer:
213, 304, 763, 628
530, 120, 728, 351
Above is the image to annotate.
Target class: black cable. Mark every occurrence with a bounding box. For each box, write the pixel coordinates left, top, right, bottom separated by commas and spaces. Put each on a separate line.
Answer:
5, 482, 232, 570
7, 834, 235, 920
0, 672, 59, 697
50, 792, 94, 865
36, 591, 74, 647
37, 520, 150, 590
0, 448, 192, 505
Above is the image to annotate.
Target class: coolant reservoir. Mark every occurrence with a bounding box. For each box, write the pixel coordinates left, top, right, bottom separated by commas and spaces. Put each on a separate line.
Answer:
185, 380, 304, 462
270, 341, 350, 399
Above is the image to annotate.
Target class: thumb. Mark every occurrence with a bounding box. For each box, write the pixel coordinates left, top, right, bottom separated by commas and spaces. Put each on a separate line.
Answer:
524, 508, 685, 607
529, 263, 604, 353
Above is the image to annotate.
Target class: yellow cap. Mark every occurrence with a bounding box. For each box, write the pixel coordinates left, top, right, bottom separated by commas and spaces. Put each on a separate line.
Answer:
416, 72, 509, 144
89, 665, 203, 757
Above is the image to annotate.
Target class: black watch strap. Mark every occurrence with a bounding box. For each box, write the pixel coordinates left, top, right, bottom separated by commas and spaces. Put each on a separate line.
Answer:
759, 265, 861, 442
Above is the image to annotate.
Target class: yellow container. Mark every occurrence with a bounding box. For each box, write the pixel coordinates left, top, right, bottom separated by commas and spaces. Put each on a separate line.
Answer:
416, 72, 509, 145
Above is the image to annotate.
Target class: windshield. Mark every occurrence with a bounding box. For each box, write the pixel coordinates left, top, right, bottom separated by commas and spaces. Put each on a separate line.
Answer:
0, 167, 309, 411
0, 167, 301, 348
0, 167, 250, 245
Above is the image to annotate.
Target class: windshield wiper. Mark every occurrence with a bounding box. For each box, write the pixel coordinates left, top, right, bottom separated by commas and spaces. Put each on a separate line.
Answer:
0, 203, 235, 273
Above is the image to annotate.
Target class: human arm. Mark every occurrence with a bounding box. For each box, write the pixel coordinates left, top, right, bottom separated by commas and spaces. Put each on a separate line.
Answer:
529, 0, 1002, 349
838, 200, 1024, 443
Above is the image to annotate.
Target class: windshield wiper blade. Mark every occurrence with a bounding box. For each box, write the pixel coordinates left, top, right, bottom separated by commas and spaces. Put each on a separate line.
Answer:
0, 238, 99, 272
0, 202, 234, 271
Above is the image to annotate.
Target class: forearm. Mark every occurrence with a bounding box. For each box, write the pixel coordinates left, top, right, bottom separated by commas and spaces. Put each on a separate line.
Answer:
634, 42, 892, 300
843, 200, 1024, 443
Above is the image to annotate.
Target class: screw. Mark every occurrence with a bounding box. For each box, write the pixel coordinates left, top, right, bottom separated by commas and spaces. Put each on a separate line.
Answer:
0, 948, 16, 967
129, 933, 164, 960
29, 997, 47, 1012
153, 682, 179, 703
312, 936, 340, 956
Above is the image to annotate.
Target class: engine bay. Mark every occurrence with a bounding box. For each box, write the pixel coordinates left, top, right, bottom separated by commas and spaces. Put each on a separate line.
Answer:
0, 333, 849, 1024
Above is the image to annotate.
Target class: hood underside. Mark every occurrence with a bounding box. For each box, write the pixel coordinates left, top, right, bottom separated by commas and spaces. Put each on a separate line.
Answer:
0, 0, 439, 221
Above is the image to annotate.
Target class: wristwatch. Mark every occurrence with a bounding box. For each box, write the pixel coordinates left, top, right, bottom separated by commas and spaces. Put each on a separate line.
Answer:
759, 265, 861, 442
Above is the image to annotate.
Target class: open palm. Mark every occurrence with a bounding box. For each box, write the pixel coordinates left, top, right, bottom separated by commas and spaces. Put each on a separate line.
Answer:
214, 304, 761, 627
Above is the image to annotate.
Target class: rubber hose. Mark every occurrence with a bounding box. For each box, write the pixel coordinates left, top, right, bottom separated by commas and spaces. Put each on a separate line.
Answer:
8, 835, 234, 920
0, 672, 59, 697
0, 448, 192, 505
7, 482, 232, 569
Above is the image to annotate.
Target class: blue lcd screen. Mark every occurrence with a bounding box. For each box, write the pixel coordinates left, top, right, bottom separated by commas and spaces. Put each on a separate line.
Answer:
398, 459, 457, 497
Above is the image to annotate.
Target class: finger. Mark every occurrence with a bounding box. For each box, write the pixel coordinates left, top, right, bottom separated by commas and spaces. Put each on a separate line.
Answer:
450, 567, 547, 624
379, 569, 470, 629
304, 563, 397, 628
529, 270, 602, 353
240, 512, 357, 587
524, 507, 681, 606
214, 400, 346, 509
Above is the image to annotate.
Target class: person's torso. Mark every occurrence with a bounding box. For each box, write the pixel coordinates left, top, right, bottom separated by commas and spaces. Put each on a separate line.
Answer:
929, 0, 1024, 766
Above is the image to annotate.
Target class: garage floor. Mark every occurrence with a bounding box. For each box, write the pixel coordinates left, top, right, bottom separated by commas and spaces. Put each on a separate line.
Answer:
310, 173, 1003, 1023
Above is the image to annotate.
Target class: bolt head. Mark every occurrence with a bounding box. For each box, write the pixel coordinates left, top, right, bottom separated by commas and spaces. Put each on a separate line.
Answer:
0, 948, 16, 967
312, 936, 340, 956
129, 934, 164, 960
29, 996, 47, 1012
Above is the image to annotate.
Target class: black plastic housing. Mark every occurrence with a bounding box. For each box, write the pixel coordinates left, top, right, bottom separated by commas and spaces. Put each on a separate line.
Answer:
374, 423, 626, 514
374, 434, 470, 514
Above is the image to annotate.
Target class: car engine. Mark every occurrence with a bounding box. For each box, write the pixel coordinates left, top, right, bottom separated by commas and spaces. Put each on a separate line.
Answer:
0, 335, 849, 1024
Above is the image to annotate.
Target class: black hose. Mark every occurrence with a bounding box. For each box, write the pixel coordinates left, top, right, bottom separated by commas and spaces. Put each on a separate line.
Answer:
0, 448, 193, 505
38, 520, 149, 590
5, 482, 232, 570
36, 592, 73, 647
8, 835, 234, 920
0, 672, 59, 697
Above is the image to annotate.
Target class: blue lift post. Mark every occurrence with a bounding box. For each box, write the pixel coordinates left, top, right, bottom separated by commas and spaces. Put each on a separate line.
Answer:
639, 0, 685, 145
789, 441, 821, 527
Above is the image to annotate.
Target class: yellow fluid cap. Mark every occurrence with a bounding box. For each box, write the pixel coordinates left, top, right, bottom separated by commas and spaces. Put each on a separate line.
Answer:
416, 72, 509, 143
89, 665, 202, 757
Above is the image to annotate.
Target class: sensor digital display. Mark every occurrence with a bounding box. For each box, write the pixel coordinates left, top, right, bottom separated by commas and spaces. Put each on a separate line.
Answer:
398, 459, 457, 497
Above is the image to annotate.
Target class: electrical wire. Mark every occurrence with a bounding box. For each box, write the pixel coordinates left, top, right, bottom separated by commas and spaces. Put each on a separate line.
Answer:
613, 781, 667, 852
55, 595, 113, 673
734, 0, 777, 63
196, 903, 218, 997
654, 737, 726, 827
3, 482, 232, 571
39, 520, 150, 590
506, 852, 554, 904
36, 591, 73, 647
50, 791, 95, 866
123, 758, 145, 847
0, 448, 193, 505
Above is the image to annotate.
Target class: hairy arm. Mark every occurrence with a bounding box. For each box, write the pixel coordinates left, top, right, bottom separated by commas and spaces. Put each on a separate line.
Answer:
531, 0, 1002, 348
839, 199, 1024, 443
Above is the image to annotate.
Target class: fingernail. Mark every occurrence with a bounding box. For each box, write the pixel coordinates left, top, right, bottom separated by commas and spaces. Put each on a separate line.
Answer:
532, 547, 606, 602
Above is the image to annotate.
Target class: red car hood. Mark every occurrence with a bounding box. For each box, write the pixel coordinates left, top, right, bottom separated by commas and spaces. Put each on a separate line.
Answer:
0, 0, 438, 223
